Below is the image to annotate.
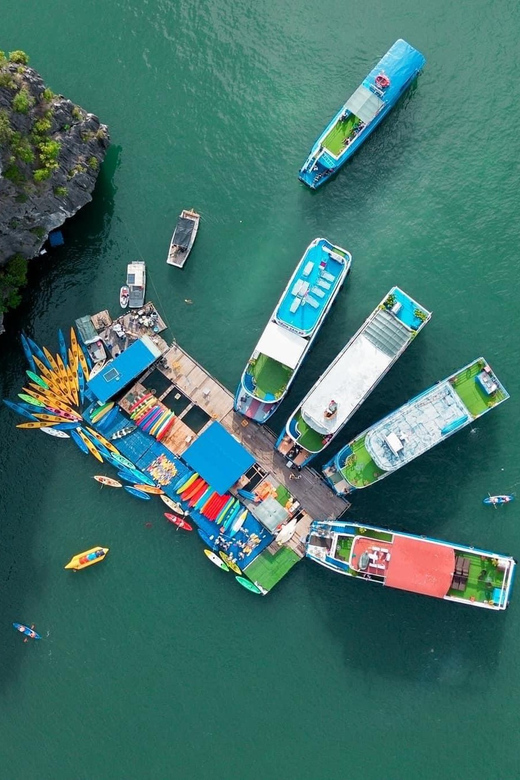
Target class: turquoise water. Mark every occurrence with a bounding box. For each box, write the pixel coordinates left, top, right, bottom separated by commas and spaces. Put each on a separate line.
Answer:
1, 0, 520, 777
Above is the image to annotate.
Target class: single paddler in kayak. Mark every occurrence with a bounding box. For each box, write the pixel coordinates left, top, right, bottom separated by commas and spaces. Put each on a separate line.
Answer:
13, 623, 41, 641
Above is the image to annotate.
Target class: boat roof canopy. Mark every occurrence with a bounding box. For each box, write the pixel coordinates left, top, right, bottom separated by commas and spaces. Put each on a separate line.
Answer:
256, 321, 307, 370
127, 262, 145, 287
183, 422, 255, 494
301, 334, 393, 434
385, 536, 455, 598
75, 315, 99, 345
172, 217, 195, 250
345, 85, 384, 124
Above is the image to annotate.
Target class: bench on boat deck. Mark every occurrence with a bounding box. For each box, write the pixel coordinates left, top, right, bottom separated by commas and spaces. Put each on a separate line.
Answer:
291, 280, 310, 297
289, 297, 301, 314
302, 261, 314, 278
317, 279, 331, 291
451, 556, 470, 591
320, 271, 335, 283
311, 286, 326, 298
305, 295, 320, 309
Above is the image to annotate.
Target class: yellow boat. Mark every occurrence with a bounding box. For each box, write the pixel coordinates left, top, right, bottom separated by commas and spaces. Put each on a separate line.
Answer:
219, 551, 242, 575
85, 426, 119, 454
70, 327, 79, 360
132, 484, 163, 495
68, 346, 79, 376
77, 348, 89, 381
33, 413, 70, 423
17, 421, 57, 429
77, 429, 104, 463
33, 356, 58, 382
64, 547, 109, 570
42, 347, 59, 374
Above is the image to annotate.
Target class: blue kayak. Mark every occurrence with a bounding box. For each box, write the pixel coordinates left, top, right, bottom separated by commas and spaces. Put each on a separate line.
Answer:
20, 332, 36, 373
58, 329, 68, 367
70, 429, 89, 454
3, 398, 39, 421
198, 529, 218, 548
13, 623, 41, 640
124, 485, 151, 500
483, 495, 514, 506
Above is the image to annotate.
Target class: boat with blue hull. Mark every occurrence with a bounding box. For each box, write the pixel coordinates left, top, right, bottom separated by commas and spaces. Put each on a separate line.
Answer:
323, 358, 509, 496
234, 238, 352, 422
306, 521, 516, 611
299, 39, 425, 189
276, 287, 431, 467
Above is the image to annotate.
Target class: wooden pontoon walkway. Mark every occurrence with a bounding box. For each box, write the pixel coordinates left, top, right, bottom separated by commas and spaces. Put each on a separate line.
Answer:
158, 342, 349, 524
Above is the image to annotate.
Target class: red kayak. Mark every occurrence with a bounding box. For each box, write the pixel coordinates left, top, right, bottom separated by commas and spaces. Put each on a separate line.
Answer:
164, 513, 193, 531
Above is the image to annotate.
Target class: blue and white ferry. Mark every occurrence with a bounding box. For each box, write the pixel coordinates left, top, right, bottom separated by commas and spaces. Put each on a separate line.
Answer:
234, 238, 352, 422
299, 39, 425, 189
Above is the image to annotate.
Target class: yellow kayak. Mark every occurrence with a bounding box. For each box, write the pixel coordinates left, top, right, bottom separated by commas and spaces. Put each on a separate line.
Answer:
77, 348, 89, 381
42, 347, 59, 374
219, 551, 242, 575
17, 421, 57, 429
77, 429, 104, 463
84, 426, 119, 454
64, 547, 109, 570
132, 484, 164, 495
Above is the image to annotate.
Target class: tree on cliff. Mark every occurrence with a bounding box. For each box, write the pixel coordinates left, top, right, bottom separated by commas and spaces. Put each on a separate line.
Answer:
0, 49, 109, 325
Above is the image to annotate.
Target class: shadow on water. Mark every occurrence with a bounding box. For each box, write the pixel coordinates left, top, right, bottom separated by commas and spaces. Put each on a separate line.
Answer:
0, 147, 119, 692
306, 554, 507, 692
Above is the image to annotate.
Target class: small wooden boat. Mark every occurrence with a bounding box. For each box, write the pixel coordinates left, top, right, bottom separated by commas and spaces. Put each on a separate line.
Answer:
164, 513, 193, 531
64, 546, 109, 570
160, 495, 189, 516
204, 549, 229, 571
166, 209, 200, 269
133, 484, 163, 495
483, 495, 514, 506
120, 285, 130, 309
13, 622, 41, 640
93, 475, 122, 488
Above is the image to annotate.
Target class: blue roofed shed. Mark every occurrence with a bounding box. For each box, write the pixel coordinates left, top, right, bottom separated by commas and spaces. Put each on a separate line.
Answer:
87, 335, 161, 403
182, 422, 255, 494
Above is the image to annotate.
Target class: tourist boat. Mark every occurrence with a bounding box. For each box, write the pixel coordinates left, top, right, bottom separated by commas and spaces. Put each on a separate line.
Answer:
299, 39, 425, 189
306, 521, 516, 611
275, 287, 431, 466
167, 209, 200, 268
64, 547, 109, 570
120, 285, 130, 309
323, 358, 510, 495
126, 260, 146, 308
234, 238, 352, 422
483, 495, 514, 507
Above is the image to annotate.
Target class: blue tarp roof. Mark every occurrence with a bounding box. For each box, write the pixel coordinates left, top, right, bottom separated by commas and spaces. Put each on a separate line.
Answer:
182, 422, 255, 494
87, 336, 161, 403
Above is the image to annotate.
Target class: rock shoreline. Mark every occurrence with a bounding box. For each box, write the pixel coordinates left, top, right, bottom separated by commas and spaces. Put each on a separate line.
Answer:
0, 51, 109, 332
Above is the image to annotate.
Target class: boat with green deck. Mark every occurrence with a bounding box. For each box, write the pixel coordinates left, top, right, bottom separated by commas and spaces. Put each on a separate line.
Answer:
234, 238, 352, 422
323, 358, 509, 495
306, 521, 516, 610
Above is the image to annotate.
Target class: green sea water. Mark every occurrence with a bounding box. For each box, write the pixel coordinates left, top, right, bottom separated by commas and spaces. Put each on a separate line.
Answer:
1, 0, 520, 777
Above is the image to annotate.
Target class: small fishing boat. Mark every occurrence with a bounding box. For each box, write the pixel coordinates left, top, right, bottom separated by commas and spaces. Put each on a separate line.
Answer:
93, 475, 122, 488
120, 285, 130, 309
41, 426, 70, 438
219, 552, 242, 575
299, 39, 426, 188
483, 495, 514, 506
275, 517, 298, 544
160, 495, 189, 516
133, 484, 163, 495
167, 209, 200, 269
126, 260, 146, 309
64, 547, 109, 570
164, 513, 193, 531
124, 485, 151, 500
13, 622, 41, 640
204, 549, 229, 571
235, 576, 262, 594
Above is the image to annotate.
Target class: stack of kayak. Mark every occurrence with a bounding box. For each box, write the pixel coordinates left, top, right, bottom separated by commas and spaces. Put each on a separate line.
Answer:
128, 392, 176, 442
174, 472, 251, 537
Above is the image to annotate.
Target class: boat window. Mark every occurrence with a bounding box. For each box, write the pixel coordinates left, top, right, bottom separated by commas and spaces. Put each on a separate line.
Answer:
103, 367, 121, 383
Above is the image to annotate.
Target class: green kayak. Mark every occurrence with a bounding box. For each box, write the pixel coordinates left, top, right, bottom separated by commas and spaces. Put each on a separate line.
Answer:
235, 576, 262, 594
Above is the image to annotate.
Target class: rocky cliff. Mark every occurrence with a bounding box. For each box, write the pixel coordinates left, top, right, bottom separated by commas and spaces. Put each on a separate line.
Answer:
0, 50, 109, 331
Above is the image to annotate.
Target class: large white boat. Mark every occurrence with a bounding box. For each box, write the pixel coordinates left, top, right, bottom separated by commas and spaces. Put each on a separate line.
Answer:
306, 521, 516, 611
126, 261, 146, 309
234, 238, 352, 422
323, 357, 509, 495
275, 287, 431, 466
